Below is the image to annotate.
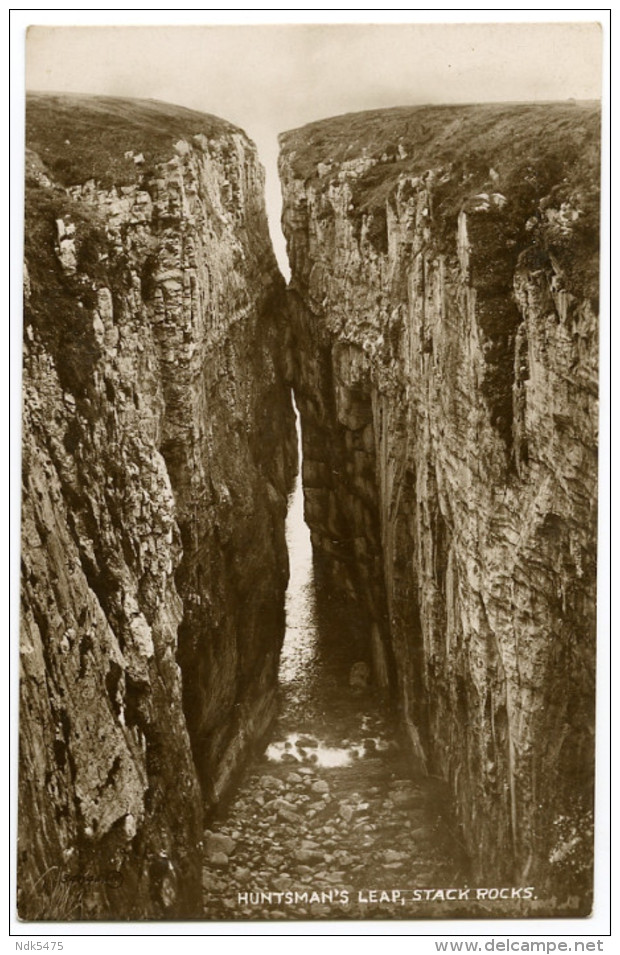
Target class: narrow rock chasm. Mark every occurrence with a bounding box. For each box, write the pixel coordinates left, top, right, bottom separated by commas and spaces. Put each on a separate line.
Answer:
201, 395, 470, 921
19, 95, 599, 922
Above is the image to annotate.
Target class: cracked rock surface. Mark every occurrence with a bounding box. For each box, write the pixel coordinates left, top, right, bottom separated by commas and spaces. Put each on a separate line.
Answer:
20, 93, 296, 919
279, 103, 599, 914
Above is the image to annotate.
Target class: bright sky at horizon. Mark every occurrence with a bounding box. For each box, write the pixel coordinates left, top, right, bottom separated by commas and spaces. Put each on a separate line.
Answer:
24, 21, 602, 276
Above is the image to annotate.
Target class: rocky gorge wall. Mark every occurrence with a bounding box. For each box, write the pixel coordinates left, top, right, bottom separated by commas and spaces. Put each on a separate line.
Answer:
279, 103, 600, 913
19, 94, 296, 919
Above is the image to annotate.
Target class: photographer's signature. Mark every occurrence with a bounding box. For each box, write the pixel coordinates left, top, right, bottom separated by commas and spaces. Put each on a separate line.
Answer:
61, 871, 123, 889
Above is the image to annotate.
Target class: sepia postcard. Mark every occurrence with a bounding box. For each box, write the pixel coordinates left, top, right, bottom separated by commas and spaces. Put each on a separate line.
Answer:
16, 19, 605, 926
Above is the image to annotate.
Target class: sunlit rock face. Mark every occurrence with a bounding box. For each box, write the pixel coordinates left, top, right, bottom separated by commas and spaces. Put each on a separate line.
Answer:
20, 94, 296, 918
279, 103, 600, 913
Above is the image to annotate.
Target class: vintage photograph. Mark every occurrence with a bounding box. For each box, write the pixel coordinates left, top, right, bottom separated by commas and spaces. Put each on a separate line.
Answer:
17, 20, 602, 923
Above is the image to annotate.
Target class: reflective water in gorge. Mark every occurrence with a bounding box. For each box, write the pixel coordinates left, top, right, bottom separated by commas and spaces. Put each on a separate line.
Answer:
266, 400, 388, 767
267, 399, 393, 769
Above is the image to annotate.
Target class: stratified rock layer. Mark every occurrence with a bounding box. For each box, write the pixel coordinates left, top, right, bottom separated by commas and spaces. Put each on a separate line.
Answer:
279, 103, 599, 913
20, 94, 295, 919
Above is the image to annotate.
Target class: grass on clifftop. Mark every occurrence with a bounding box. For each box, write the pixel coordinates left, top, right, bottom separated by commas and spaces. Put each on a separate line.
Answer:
280, 102, 600, 191
26, 92, 244, 189
279, 103, 600, 236
280, 102, 601, 301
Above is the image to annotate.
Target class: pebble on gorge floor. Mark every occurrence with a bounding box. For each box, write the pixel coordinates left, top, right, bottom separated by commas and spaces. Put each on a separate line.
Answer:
201, 717, 471, 920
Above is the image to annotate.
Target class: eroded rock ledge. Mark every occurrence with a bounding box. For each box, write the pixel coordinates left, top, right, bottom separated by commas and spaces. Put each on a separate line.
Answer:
279, 103, 599, 913
20, 94, 296, 918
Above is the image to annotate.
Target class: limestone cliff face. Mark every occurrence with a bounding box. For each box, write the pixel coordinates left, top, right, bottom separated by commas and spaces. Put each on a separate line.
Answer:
279, 104, 599, 912
20, 94, 295, 918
